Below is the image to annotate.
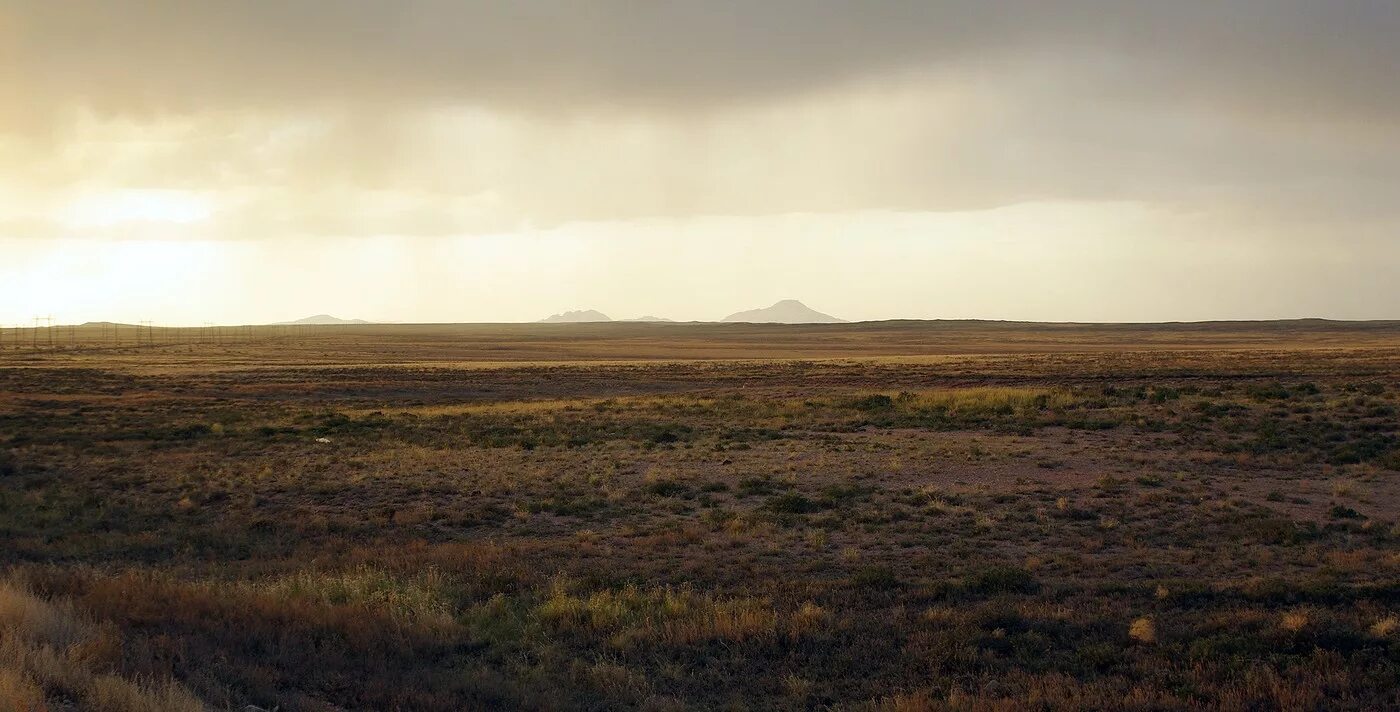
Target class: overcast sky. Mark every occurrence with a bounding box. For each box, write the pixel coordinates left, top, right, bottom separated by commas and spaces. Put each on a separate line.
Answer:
2, 1, 1398, 324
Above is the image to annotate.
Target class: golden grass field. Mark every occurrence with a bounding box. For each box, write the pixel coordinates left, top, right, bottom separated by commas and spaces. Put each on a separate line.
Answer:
2, 321, 1399, 710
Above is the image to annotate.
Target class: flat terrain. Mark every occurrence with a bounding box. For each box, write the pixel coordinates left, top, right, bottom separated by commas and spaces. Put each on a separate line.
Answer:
2, 322, 1399, 711
6, 319, 1400, 366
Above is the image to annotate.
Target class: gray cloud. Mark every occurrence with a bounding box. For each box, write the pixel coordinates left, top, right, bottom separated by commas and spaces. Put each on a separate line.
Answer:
6, 1, 1398, 121
1, 1, 1398, 235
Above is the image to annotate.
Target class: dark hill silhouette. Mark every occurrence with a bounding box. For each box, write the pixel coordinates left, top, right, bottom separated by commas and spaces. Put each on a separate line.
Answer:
538, 310, 612, 323
721, 300, 844, 324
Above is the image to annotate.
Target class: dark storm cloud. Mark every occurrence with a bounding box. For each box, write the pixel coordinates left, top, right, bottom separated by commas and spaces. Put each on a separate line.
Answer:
4, 1, 1398, 121
1, 1, 1398, 235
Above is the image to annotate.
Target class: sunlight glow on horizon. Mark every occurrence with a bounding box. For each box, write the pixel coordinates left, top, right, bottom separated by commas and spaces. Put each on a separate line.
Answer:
2, 201, 1394, 327
58, 189, 214, 229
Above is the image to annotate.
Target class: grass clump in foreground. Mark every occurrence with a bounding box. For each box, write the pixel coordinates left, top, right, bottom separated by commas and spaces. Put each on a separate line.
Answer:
0, 578, 205, 712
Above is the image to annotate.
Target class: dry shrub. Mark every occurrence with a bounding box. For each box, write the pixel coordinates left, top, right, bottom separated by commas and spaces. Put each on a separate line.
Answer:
0, 667, 47, 712
1370, 616, 1398, 637
1279, 609, 1310, 633
783, 674, 813, 699
1324, 550, 1370, 572
1128, 617, 1157, 644
254, 564, 455, 626
538, 581, 780, 648
390, 504, 435, 526
1212, 657, 1336, 712
346, 539, 536, 595
789, 601, 830, 639
17, 567, 484, 710
0, 583, 89, 651
670, 598, 777, 644
0, 578, 205, 712
575, 659, 649, 699
874, 690, 935, 712
915, 387, 1077, 415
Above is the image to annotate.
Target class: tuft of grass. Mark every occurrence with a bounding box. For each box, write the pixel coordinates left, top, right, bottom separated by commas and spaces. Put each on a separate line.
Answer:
1369, 616, 1398, 638
915, 387, 1077, 414
0, 578, 207, 712
1129, 617, 1157, 644
1279, 609, 1310, 633
0, 666, 46, 711
536, 581, 781, 648
254, 565, 456, 626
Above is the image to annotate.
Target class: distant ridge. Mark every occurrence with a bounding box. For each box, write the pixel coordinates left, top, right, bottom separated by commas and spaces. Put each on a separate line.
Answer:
721, 300, 845, 324
621, 315, 674, 322
277, 314, 370, 325
538, 309, 612, 323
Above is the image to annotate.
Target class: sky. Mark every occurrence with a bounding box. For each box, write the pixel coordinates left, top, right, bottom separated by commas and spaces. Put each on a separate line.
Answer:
2, 1, 1398, 325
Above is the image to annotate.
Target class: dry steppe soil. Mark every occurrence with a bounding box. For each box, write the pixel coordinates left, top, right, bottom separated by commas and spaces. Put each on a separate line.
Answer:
2, 320, 1399, 711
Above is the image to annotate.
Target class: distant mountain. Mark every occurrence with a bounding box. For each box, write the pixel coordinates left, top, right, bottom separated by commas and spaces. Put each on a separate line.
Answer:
538, 310, 612, 323
721, 300, 845, 324
277, 314, 370, 325
620, 315, 674, 322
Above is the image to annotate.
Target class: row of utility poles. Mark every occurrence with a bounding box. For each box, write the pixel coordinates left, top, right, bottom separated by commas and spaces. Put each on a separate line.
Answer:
0, 321, 322, 351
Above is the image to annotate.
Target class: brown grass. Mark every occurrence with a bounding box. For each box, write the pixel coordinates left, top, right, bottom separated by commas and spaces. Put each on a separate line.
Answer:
0, 579, 205, 712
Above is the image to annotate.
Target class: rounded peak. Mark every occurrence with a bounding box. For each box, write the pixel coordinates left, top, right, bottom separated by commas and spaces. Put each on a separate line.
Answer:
538, 309, 612, 323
